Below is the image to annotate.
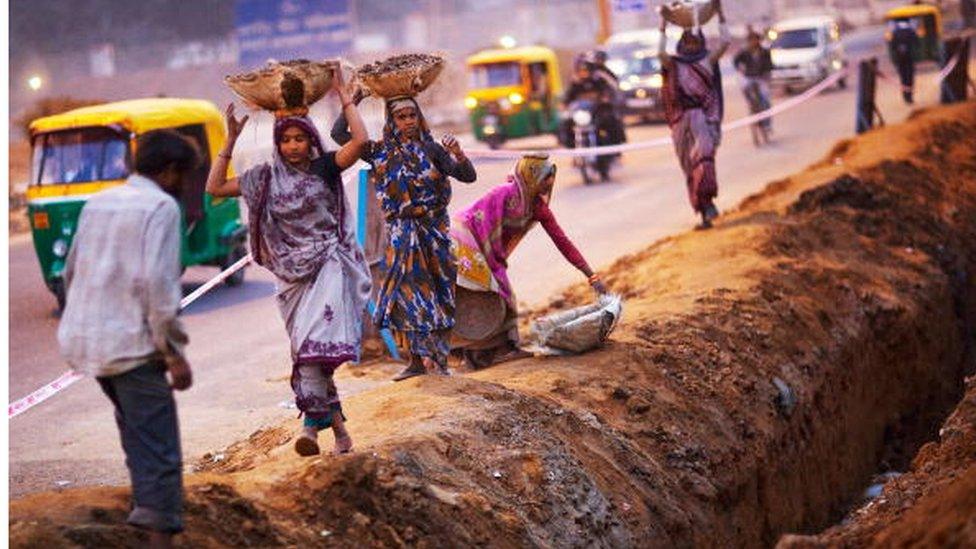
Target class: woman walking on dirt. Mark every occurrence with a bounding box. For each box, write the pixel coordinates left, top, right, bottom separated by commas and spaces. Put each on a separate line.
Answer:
659, 0, 731, 229
452, 153, 607, 369
206, 63, 372, 457
332, 95, 477, 381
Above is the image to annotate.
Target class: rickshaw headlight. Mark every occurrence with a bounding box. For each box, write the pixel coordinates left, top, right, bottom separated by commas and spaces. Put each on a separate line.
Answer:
52, 239, 69, 258
464, 96, 478, 109
509, 92, 525, 105
572, 110, 593, 126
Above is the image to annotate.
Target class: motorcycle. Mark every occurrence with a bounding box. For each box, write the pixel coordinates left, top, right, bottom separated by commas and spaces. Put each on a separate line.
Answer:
480, 103, 506, 149
564, 99, 618, 184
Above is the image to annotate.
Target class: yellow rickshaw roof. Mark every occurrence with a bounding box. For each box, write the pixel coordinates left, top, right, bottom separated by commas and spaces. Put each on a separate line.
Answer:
885, 5, 941, 20
29, 98, 223, 136
466, 46, 558, 66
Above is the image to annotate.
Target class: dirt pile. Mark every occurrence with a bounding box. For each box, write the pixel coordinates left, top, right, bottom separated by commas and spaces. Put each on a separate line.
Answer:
9, 102, 976, 548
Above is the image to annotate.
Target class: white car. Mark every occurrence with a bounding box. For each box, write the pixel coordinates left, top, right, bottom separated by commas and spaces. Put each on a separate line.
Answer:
769, 15, 848, 93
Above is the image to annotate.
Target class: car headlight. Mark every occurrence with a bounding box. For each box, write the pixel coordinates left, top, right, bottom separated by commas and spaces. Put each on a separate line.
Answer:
464, 96, 478, 109
649, 74, 664, 88
620, 81, 634, 92
53, 239, 69, 258
572, 110, 592, 126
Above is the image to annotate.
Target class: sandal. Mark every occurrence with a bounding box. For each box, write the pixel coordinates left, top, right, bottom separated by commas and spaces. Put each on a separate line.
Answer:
294, 435, 320, 457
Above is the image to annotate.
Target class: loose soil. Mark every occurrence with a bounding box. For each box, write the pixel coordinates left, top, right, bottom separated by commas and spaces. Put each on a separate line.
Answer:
9, 102, 976, 548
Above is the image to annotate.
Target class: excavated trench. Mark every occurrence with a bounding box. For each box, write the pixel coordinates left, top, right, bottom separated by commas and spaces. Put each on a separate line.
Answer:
9, 103, 976, 548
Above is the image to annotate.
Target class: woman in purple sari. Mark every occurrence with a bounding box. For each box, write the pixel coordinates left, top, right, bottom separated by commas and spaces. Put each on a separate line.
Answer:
206, 64, 372, 457
659, 0, 731, 229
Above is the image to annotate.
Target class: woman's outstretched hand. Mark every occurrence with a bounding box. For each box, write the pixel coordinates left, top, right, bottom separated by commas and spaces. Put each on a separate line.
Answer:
591, 279, 608, 295
224, 103, 249, 143
441, 134, 463, 157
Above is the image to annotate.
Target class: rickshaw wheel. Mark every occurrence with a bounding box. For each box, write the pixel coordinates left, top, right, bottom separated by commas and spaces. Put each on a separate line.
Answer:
224, 245, 247, 287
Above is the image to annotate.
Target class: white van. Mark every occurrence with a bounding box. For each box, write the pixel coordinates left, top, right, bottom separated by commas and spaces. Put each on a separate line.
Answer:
769, 15, 848, 93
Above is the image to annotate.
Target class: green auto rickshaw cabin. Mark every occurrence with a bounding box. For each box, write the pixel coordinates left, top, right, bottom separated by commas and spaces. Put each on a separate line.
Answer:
465, 46, 564, 142
27, 97, 248, 310
884, 4, 944, 63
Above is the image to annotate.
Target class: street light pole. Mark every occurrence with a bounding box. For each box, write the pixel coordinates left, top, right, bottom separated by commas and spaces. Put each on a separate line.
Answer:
597, 0, 613, 44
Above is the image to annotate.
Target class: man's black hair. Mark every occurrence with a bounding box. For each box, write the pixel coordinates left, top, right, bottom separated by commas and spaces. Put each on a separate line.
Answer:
134, 130, 201, 176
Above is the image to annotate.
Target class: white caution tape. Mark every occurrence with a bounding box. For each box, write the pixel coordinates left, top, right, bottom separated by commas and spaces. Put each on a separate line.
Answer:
466, 66, 851, 160
7, 370, 84, 419
8, 255, 253, 419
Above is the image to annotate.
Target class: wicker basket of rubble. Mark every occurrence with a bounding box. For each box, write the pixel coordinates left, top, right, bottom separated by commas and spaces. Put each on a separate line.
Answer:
225, 59, 338, 114
526, 294, 623, 356
660, 0, 717, 29
356, 53, 445, 99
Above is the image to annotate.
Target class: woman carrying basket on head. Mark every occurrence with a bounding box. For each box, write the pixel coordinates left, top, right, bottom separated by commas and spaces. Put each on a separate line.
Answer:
659, 0, 731, 229
332, 72, 477, 381
451, 153, 608, 369
207, 61, 372, 457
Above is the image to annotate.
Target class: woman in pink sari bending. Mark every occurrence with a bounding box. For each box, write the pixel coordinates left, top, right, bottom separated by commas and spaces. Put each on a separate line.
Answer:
451, 154, 607, 368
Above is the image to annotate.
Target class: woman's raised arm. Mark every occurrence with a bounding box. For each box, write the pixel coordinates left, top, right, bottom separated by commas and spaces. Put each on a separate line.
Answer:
206, 103, 248, 197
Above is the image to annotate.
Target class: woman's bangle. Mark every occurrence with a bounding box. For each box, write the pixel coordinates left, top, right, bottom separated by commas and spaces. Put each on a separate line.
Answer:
341, 100, 353, 110
218, 151, 232, 160
588, 273, 601, 284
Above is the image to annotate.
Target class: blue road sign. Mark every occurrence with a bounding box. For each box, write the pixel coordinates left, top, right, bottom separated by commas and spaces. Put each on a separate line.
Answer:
613, 0, 650, 12
235, 0, 352, 68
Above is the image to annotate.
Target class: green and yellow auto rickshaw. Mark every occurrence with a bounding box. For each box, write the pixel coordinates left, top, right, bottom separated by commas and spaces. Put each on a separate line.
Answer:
465, 45, 564, 147
27, 97, 248, 310
885, 4, 944, 63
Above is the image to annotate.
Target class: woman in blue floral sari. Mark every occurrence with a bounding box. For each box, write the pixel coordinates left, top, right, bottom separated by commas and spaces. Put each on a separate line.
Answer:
333, 96, 477, 380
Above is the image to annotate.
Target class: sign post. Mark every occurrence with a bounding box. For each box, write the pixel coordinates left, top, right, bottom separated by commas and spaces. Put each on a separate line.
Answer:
235, 0, 352, 67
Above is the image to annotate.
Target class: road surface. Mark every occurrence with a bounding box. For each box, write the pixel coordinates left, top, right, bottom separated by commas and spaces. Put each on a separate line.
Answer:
9, 32, 961, 497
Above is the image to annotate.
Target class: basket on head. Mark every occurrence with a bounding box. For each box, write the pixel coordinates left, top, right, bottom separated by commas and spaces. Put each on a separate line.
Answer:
355, 53, 445, 99
224, 59, 336, 113
660, 0, 716, 29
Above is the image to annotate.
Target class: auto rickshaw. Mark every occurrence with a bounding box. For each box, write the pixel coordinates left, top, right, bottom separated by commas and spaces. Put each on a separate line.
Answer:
27, 97, 248, 310
465, 45, 564, 146
884, 4, 943, 63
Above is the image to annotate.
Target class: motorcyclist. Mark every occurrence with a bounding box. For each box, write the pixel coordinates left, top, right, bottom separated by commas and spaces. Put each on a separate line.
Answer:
560, 56, 621, 149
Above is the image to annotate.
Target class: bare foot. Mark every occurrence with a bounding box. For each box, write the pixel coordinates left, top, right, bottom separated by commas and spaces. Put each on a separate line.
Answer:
331, 415, 353, 455
424, 357, 451, 376
333, 434, 353, 455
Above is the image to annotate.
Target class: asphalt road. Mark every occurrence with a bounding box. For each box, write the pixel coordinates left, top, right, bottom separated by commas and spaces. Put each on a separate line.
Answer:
9, 31, 958, 497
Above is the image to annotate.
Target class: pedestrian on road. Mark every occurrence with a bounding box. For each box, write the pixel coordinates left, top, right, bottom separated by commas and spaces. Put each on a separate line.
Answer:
890, 18, 918, 104
57, 130, 200, 548
332, 95, 477, 381
206, 61, 372, 457
451, 153, 607, 369
659, 0, 731, 229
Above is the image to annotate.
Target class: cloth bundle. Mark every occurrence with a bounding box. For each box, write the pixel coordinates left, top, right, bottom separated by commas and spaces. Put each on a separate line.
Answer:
529, 294, 623, 355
